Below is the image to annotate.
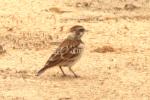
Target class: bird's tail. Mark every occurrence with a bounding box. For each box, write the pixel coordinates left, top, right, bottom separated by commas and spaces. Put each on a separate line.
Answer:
36, 60, 57, 76
36, 55, 60, 76
36, 66, 49, 76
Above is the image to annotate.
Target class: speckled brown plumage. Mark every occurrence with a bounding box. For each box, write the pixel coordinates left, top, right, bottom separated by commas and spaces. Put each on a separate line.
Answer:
36, 25, 86, 77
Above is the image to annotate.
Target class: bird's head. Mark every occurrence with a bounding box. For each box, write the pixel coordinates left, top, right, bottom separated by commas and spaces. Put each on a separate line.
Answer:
68, 25, 86, 40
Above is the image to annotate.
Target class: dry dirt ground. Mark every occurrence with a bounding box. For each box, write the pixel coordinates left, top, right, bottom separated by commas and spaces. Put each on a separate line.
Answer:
0, 0, 150, 100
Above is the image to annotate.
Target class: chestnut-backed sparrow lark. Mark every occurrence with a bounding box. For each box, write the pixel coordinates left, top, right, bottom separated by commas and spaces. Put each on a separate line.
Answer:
36, 25, 86, 77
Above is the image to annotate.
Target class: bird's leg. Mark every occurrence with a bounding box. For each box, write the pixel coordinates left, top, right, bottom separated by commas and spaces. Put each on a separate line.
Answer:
59, 66, 66, 76
69, 67, 78, 78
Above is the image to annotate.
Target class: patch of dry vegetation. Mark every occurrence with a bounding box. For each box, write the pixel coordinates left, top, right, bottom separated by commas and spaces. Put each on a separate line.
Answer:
93, 45, 116, 53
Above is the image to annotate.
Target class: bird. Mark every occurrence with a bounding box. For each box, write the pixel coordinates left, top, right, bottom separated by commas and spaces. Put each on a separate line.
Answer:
36, 25, 86, 78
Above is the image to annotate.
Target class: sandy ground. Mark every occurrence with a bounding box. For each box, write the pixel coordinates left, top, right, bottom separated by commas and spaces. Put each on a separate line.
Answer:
0, 0, 150, 100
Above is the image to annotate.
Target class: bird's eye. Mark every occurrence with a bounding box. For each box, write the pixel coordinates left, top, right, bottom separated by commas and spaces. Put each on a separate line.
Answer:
79, 29, 84, 32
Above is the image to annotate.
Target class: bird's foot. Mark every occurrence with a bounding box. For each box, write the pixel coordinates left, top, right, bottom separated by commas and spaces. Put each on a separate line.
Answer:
74, 74, 80, 78
61, 74, 67, 77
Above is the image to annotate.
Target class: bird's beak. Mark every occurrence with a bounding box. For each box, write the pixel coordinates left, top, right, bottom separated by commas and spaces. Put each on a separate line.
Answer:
85, 30, 89, 34
85, 29, 88, 32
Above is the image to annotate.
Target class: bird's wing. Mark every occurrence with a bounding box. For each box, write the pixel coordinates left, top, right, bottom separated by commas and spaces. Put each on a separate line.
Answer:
44, 39, 83, 67
36, 39, 83, 76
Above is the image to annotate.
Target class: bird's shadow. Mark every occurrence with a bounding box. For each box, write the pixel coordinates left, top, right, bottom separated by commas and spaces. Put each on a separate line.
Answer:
36, 73, 85, 81
34, 70, 87, 81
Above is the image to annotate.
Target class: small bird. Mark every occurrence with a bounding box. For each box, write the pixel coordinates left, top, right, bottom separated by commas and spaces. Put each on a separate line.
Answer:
36, 25, 86, 77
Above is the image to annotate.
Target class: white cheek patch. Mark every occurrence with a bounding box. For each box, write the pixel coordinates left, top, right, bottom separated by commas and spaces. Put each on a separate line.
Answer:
80, 32, 84, 36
